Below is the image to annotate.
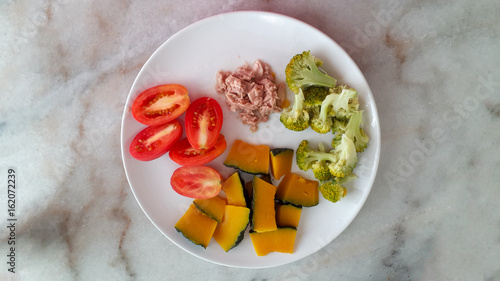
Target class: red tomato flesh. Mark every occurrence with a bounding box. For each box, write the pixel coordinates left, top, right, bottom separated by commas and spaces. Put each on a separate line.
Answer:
129, 120, 183, 161
132, 84, 190, 126
170, 166, 222, 199
169, 134, 227, 166
185, 97, 223, 149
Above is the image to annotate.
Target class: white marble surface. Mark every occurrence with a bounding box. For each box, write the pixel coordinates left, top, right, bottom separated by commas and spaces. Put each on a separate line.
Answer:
1, 0, 499, 280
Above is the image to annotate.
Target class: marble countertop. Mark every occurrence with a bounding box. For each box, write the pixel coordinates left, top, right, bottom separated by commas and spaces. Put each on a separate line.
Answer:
1, 1, 499, 280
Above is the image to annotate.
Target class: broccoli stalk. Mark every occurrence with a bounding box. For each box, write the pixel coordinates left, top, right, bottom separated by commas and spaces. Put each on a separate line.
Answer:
310, 143, 334, 181
285, 51, 337, 94
296, 135, 357, 181
296, 140, 336, 171
279, 88, 310, 131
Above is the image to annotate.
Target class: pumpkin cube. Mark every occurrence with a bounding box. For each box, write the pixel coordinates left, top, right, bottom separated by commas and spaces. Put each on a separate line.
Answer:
221, 172, 247, 207
251, 176, 277, 232
276, 173, 319, 207
249, 227, 297, 256
174, 204, 218, 248
193, 196, 227, 223
275, 203, 302, 228
269, 148, 294, 180
213, 205, 250, 252
224, 140, 270, 175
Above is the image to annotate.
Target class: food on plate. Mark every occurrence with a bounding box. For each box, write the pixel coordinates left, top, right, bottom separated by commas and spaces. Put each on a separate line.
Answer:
193, 196, 227, 223
331, 110, 369, 152
129, 119, 183, 161
280, 51, 369, 195
243, 174, 272, 206
223, 139, 270, 175
249, 227, 297, 256
170, 51, 372, 255
303, 86, 330, 107
296, 136, 357, 180
279, 87, 310, 132
131, 84, 190, 126
185, 97, 223, 150
310, 86, 359, 134
215, 60, 282, 132
284, 50, 337, 95
170, 166, 223, 199
276, 173, 319, 207
251, 176, 277, 232
269, 148, 294, 180
275, 202, 302, 228
213, 205, 251, 252
173, 136, 323, 255
221, 172, 247, 207
318, 175, 356, 203
174, 203, 218, 249
169, 134, 227, 166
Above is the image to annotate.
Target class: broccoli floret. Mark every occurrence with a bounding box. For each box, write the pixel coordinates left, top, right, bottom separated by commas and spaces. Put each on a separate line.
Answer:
296, 140, 336, 171
280, 88, 310, 131
332, 110, 369, 152
303, 86, 330, 107
319, 181, 346, 203
309, 105, 334, 134
305, 87, 332, 134
329, 134, 357, 177
310, 143, 334, 181
296, 135, 357, 180
319, 174, 357, 203
312, 164, 334, 182
331, 118, 348, 147
324, 86, 359, 120
309, 86, 358, 134
285, 51, 337, 94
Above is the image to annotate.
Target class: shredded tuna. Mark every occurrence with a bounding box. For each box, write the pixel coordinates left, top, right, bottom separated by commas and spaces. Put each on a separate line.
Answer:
215, 60, 282, 132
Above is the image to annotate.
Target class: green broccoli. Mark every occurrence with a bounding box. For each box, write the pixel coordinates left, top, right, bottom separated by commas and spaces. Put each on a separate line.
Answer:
279, 88, 310, 131
332, 110, 369, 152
309, 105, 334, 134
285, 51, 337, 94
296, 135, 357, 180
309, 86, 358, 134
329, 134, 358, 177
331, 118, 348, 147
310, 143, 334, 181
319, 174, 357, 203
325, 86, 359, 120
319, 181, 346, 203
296, 140, 334, 171
303, 86, 330, 107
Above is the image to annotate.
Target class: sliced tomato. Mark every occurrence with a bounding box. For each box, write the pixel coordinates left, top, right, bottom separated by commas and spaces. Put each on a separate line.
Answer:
185, 97, 223, 149
169, 134, 227, 166
170, 166, 222, 199
131, 84, 190, 126
129, 120, 183, 161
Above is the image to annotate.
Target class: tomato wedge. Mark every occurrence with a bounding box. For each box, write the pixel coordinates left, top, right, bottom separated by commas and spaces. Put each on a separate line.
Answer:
129, 120, 183, 161
131, 84, 190, 126
169, 134, 227, 166
170, 166, 222, 199
185, 97, 223, 149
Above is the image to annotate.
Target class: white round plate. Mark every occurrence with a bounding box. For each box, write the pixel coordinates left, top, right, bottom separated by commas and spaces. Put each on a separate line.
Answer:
121, 11, 380, 268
